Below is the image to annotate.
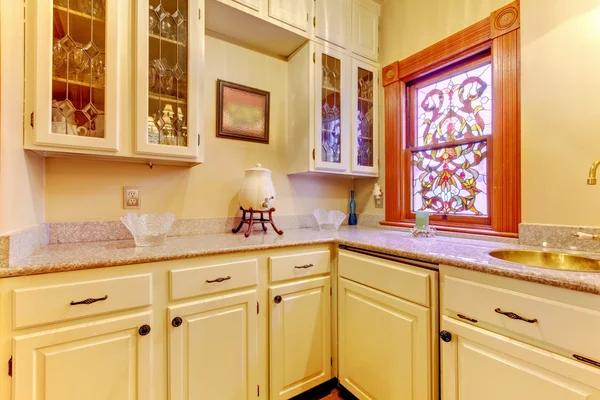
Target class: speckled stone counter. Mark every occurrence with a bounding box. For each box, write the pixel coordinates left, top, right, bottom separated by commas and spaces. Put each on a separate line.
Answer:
6, 226, 600, 295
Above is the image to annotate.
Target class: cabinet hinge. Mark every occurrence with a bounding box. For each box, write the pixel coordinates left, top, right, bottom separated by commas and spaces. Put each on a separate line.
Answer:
313, 52, 316, 63
198, 8, 202, 20
313, 16, 316, 28
330, 287, 332, 296
257, 302, 259, 314
30, 112, 34, 128
330, 357, 333, 366
306, 13, 309, 21
8, 357, 12, 377
198, 133, 201, 147
312, 148, 316, 160
257, 385, 260, 396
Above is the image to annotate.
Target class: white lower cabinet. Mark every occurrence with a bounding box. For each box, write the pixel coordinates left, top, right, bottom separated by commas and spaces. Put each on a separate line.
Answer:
338, 278, 431, 400
168, 289, 258, 400
270, 277, 332, 399
12, 311, 153, 400
441, 316, 600, 400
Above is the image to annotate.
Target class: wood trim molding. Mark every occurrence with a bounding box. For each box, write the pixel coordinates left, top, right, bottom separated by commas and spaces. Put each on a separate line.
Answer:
381, 1, 521, 236
491, 1, 520, 39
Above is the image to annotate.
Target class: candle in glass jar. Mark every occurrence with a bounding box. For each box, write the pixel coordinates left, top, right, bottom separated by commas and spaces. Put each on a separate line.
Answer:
415, 211, 430, 230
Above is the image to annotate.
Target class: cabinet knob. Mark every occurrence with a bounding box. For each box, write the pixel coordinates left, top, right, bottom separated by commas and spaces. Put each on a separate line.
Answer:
139, 324, 151, 336
172, 317, 183, 328
440, 330, 452, 342
274, 295, 282, 304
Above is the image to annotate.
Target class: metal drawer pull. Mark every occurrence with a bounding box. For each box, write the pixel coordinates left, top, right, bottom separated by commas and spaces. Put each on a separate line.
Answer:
70, 295, 108, 306
457, 314, 478, 323
494, 308, 538, 323
294, 264, 314, 269
206, 276, 231, 283
573, 354, 600, 369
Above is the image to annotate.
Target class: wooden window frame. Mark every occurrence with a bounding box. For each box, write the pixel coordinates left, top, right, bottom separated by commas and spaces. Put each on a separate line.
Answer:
381, 1, 521, 238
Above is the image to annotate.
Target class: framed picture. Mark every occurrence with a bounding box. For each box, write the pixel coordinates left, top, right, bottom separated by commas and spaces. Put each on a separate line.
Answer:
216, 79, 270, 144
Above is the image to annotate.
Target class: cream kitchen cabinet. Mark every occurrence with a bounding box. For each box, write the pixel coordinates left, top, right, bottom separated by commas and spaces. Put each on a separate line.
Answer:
440, 266, 600, 400
270, 277, 332, 399
315, 0, 350, 49
268, 0, 311, 33
288, 41, 379, 177
24, 0, 205, 166
337, 249, 439, 400
351, 0, 379, 61
12, 312, 153, 400
168, 289, 258, 400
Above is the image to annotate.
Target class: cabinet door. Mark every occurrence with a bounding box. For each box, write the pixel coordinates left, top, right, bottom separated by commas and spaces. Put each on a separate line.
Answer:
314, 44, 351, 173
351, 59, 378, 175
315, 0, 348, 48
13, 312, 153, 400
338, 278, 432, 400
135, 0, 203, 159
441, 316, 600, 400
351, 0, 378, 61
168, 289, 258, 400
270, 277, 331, 399
269, 0, 310, 32
231, 0, 262, 12
26, 0, 121, 151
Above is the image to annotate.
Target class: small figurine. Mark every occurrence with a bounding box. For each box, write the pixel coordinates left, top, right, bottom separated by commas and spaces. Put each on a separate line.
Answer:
373, 183, 383, 200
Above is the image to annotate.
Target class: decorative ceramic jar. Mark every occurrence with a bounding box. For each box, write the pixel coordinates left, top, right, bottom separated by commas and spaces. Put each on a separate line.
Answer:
239, 163, 276, 210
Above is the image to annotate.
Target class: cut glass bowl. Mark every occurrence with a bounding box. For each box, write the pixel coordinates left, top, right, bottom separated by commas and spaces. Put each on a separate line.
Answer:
121, 212, 176, 247
313, 209, 347, 231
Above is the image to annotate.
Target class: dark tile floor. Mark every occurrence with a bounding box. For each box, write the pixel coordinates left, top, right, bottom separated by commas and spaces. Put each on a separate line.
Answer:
291, 381, 358, 400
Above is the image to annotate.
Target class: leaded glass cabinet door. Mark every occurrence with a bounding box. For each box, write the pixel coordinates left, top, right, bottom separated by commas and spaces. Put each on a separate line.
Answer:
135, 0, 203, 159
351, 58, 378, 175
314, 44, 350, 173
26, 0, 120, 151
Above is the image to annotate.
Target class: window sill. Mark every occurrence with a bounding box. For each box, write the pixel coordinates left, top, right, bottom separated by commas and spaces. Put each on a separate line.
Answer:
379, 220, 519, 239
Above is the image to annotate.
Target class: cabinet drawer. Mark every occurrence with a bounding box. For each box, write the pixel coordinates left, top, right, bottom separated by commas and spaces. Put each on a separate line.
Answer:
269, 250, 330, 282
170, 259, 258, 301
13, 274, 152, 329
444, 275, 600, 361
338, 250, 432, 307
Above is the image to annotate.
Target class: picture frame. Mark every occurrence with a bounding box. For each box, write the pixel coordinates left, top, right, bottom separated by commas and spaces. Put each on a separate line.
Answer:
216, 79, 270, 144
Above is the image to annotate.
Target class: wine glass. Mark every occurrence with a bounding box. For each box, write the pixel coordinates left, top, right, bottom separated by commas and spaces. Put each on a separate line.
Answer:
161, 15, 176, 40
149, 6, 159, 35
52, 40, 66, 77
70, 47, 89, 82
92, 53, 105, 87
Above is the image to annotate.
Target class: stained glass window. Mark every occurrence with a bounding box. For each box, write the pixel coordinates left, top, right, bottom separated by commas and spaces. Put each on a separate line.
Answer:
321, 54, 342, 163
416, 63, 492, 147
411, 62, 492, 217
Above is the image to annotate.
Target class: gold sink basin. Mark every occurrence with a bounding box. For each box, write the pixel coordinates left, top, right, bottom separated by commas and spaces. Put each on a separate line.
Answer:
489, 250, 600, 272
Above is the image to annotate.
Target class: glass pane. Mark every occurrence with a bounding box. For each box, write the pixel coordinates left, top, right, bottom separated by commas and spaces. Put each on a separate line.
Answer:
416, 63, 492, 146
52, 0, 106, 138
412, 141, 488, 216
321, 54, 341, 163
356, 67, 374, 167
148, 0, 189, 147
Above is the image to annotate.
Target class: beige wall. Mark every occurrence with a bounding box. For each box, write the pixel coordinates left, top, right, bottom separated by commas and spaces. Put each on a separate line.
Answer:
45, 37, 351, 222
0, 0, 46, 235
357, 0, 600, 227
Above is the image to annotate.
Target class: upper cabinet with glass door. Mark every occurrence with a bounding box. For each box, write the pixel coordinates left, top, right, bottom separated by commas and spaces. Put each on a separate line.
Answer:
25, 0, 120, 151
351, 58, 378, 175
135, 0, 203, 159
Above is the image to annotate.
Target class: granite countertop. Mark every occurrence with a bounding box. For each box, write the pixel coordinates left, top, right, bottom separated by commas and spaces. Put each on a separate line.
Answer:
6, 226, 600, 295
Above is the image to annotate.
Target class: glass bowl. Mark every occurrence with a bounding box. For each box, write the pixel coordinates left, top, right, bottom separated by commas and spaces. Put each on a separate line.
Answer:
121, 212, 176, 246
313, 209, 347, 231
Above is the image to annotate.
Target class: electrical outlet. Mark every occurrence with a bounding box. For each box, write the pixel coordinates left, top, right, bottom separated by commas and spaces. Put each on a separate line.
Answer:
123, 186, 141, 209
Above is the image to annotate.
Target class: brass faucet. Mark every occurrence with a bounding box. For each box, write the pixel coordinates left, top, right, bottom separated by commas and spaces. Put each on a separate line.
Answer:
588, 160, 600, 185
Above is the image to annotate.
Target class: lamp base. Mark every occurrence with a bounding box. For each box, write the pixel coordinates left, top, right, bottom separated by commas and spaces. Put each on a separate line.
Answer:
232, 207, 284, 238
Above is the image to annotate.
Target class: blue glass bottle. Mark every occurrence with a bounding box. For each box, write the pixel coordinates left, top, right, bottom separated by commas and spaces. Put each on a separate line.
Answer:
349, 190, 357, 225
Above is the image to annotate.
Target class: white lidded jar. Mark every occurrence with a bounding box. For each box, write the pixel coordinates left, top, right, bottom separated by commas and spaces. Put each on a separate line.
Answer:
239, 163, 276, 210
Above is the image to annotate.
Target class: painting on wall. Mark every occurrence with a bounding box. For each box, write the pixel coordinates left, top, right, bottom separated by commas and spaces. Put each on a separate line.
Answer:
216, 80, 270, 144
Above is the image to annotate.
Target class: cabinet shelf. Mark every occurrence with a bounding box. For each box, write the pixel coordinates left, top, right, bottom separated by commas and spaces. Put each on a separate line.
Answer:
148, 93, 187, 105
149, 33, 186, 47
53, 76, 105, 90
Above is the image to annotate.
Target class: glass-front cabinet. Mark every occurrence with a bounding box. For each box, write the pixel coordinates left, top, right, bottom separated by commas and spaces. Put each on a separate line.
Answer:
135, 0, 203, 158
314, 44, 350, 173
351, 58, 378, 175
26, 0, 120, 151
